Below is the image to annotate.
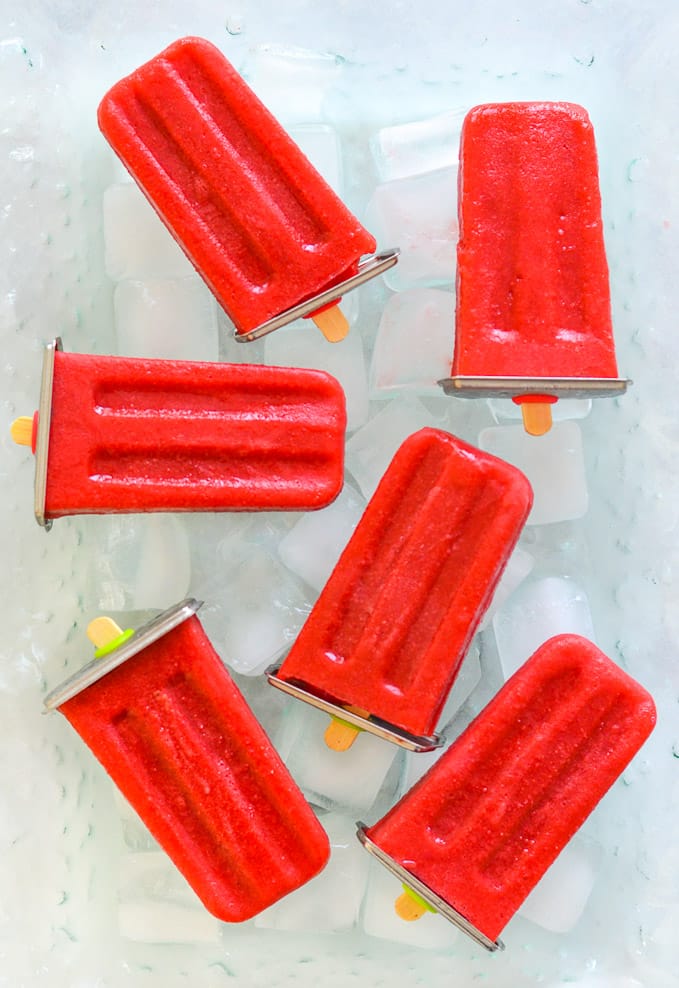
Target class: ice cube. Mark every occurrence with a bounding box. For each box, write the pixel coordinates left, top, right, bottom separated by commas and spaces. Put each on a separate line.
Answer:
197, 544, 312, 677
345, 397, 444, 499
289, 123, 343, 194
85, 515, 191, 613
518, 838, 601, 933
370, 289, 455, 397
117, 852, 222, 943
113, 277, 218, 361
479, 421, 588, 526
254, 813, 369, 933
275, 702, 400, 815
361, 858, 459, 950
102, 183, 195, 281
488, 396, 593, 424
366, 167, 457, 291
370, 109, 463, 182
241, 45, 341, 125
277, 482, 366, 592
264, 319, 368, 433
118, 900, 222, 944
479, 546, 535, 630
492, 576, 596, 679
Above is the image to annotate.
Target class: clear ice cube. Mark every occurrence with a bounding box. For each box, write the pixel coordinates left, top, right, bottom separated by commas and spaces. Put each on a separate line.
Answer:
479, 421, 589, 526
479, 545, 535, 630
370, 109, 463, 182
102, 183, 195, 281
254, 812, 369, 933
264, 319, 368, 433
117, 852, 222, 943
370, 288, 455, 397
492, 576, 596, 679
275, 702, 400, 815
289, 123, 343, 194
113, 277, 219, 361
518, 838, 601, 933
196, 544, 312, 677
366, 167, 457, 291
277, 482, 366, 592
85, 515, 191, 613
345, 397, 445, 499
241, 45, 342, 125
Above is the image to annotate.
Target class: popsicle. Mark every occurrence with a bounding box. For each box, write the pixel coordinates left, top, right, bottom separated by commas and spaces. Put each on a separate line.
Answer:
269, 427, 533, 751
358, 634, 656, 950
442, 102, 629, 435
98, 36, 396, 343
43, 599, 330, 922
10, 339, 346, 527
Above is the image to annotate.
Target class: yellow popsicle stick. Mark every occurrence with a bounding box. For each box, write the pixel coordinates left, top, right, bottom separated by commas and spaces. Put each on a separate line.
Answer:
521, 401, 553, 437
395, 887, 434, 922
87, 616, 135, 659
312, 304, 349, 343
323, 705, 371, 751
10, 416, 34, 447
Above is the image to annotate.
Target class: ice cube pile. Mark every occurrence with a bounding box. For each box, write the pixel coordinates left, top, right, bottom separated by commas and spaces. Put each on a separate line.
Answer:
2, 8, 673, 988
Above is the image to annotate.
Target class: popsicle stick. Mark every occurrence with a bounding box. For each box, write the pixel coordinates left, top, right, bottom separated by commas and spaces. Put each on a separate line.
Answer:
87, 617, 125, 649
324, 706, 370, 751
10, 416, 34, 447
395, 888, 430, 922
520, 401, 553, 437
325, 718, 361, 751
312, 304, 349, 343
87, 616, 135, 659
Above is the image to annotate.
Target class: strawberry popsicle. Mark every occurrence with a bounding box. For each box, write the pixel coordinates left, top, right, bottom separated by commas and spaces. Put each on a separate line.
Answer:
98, 36, 396, 343
10, 339, 346, 527
43, 600, 330, 922
269, 427, 532, 751
442, 102, 629, 435
358, 634, 656, 950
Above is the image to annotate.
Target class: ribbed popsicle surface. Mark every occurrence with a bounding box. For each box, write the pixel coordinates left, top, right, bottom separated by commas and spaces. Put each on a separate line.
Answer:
278, 428, 533, 736
60, 616, 330, 922
98, 37, 376, 333
367, 635, 656, 941
44, 351, 346, 516
454, 102, 618, 379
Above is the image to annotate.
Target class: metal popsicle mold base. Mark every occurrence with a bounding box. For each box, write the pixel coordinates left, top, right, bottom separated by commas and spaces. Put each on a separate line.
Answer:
234, 248, 400, 342
33, 337, 63, 530
266, 665, 444, 752
438, 374, 631, 399
43, 598, 203, 711
356, 824, 505, 952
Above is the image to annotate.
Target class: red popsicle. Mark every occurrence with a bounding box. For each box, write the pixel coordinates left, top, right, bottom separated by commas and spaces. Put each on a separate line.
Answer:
98, 36, 389, 343
10, 340, 346, 526
270, 428, 532, 751
444, 102, 628, 435
359, 634, 656, 949
44, 600, 330, 922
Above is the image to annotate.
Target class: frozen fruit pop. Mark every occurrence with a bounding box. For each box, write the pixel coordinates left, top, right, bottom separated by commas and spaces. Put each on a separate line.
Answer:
444, 102, 628, 435
98, 36, 394, 343
43, 600, 330, 922
358, 634, 656, 950
10, 339, 346, 527
269, 428, 532, 751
